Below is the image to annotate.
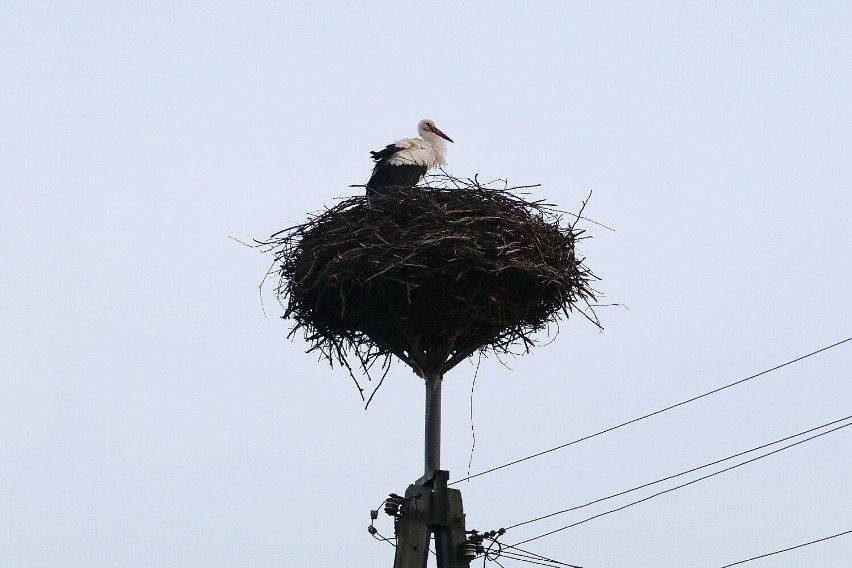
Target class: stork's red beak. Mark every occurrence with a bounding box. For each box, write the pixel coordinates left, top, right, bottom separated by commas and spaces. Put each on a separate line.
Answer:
432, 126, 453, 143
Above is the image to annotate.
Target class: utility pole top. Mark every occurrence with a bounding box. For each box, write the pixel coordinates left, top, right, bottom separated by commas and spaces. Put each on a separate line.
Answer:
392, 475, 471, 568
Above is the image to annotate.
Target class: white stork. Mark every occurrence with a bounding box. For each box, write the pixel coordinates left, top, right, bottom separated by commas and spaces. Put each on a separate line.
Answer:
366, 119, 453, 194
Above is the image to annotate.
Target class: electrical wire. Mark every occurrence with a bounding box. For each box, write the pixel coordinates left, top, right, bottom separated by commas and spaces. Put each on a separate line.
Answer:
718, 529, 852, 567
498, 552, 560, 567
368, 495, 442, 559
457, 529, 583, 568
449, 336, 852, 486
367, 498, 397, 548
505, 414, 852, 531
374, 338, 852, 564
482, 535, 504, 566
507, 419, 852, 547
500, 543, 583, 567
369, 529, 397, 548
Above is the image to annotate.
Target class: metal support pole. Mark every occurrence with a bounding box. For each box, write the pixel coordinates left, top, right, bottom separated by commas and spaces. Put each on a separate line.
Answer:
424, 374, 442, 476
392, 372, 470, 568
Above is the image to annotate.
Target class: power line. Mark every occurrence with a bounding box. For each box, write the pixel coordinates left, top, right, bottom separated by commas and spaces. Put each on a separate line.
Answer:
497, 551, 570, 567
450, 336, 852, 486
504, 414, 852, 531
718, 529, 852, 567
462, 531, 583, 568
507, 419, 852, 547
500, 543, 583, 567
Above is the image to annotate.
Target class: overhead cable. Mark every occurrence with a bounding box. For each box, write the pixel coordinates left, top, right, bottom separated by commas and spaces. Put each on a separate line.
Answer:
506, 414, 852, 531
508, 419, 852, 547
718, 529, 852, 567
450, 336, 852, 486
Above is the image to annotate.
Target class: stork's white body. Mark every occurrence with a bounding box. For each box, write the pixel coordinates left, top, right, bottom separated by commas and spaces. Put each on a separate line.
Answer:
384, 133, 449, 169
366, 119, 453, 194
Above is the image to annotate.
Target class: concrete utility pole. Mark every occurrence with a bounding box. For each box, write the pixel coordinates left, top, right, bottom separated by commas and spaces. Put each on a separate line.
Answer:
391, 374, 472, 568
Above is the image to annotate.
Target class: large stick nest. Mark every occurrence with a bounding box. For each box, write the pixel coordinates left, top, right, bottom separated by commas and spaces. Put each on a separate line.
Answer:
261, 175, 599, 386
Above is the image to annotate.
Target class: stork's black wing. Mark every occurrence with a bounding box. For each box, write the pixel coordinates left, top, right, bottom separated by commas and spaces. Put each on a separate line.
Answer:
369, 143, 401, 164
366, 144, 427, 195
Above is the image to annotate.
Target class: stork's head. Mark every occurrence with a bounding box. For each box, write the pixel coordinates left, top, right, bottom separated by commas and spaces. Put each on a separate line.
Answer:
418, 119, 454, 143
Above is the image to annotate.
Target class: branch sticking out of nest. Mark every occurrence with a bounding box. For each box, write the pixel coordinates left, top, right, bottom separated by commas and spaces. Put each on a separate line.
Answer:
260, 174, 600, 387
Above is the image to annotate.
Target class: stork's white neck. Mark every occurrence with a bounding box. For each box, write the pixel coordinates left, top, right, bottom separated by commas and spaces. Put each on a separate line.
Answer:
421, 131, 448, 167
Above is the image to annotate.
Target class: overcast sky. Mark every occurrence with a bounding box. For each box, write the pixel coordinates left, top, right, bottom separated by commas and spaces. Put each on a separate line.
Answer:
2, 2, 851, 567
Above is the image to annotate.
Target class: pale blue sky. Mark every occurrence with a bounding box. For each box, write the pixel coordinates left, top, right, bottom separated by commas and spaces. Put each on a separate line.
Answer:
2, 2, 851, 567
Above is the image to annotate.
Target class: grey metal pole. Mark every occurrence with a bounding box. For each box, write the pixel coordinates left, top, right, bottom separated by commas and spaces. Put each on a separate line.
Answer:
424, 373, 442, 476
420, 373, 470, 568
